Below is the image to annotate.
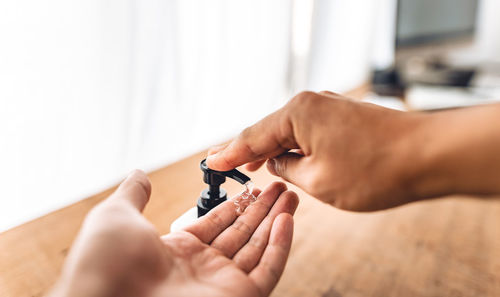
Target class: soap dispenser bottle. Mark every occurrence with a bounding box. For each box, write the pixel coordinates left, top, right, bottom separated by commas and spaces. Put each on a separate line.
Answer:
170, 159, 251, 232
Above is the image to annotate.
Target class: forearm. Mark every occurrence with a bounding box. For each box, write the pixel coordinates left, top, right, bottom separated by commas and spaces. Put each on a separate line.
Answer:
410, 104, 500, 200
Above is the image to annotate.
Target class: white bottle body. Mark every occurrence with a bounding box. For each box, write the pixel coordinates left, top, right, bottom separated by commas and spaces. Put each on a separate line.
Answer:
170, 207, 198, 233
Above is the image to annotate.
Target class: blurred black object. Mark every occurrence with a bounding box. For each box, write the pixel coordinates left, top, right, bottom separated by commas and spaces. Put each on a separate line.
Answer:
372, 68, 405, 97
372, 64, 476, 97
411, 61, 476, 87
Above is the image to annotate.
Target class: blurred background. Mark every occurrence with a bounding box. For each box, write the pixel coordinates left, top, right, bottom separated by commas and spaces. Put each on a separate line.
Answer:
1, 0, 500, 231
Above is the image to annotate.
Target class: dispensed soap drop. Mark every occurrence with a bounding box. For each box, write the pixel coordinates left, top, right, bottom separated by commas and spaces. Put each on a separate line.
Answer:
234, 180, 257, 215
170, 159, 255, 232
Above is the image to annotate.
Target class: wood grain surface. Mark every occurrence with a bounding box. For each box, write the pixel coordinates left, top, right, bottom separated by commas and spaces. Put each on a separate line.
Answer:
1, 85, 499, 296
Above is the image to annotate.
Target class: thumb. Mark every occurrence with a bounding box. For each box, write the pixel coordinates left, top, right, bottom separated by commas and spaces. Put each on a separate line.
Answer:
267, 153, 310, 189
109, 169, 152, 212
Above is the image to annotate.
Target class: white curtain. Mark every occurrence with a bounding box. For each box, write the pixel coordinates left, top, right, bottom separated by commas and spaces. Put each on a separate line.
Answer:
127, 0, 292, 169
0, 0, 375, 231
307, 0, 379, 92
0, 0, 295, 231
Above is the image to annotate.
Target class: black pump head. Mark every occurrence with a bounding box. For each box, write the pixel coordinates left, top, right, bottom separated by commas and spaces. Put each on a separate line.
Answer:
198, 159, 250, 217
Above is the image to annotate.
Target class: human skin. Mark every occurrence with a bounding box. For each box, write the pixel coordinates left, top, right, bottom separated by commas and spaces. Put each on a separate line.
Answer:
48, 170, 299, 297
207, 90, 500, 211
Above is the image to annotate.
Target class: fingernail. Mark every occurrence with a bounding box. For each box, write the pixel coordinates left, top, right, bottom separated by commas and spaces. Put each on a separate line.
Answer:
207, 152, 219, 162
126, 169, 142, 180
208, 144, 226, 155
126, 170, 136, 179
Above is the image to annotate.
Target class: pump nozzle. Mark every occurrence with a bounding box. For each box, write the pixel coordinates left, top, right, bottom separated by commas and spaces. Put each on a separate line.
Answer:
198, 159, 251, 217
200, 159, 250, 186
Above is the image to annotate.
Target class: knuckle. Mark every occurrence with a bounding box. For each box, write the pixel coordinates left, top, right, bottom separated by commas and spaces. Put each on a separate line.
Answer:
231, 219, 253, 236
254, 196, 275, 210
206, 211, 226, 230
287, 91, 325, 118
236, 257, 255, 273
288, 91, 315, 107
261, 260, 281, 281
203, 245, 224, 259
234, 127, 260, 159
318, 90, 338, 97
240, 139, 260, 159
248, 233, 268, 249
240, 126, 253, 138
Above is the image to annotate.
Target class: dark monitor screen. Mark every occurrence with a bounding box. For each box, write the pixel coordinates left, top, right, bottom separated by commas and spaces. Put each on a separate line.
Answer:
396, 0, 479, 48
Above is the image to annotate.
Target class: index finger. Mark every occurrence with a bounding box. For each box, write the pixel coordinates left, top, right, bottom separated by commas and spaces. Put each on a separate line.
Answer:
206, 108, 298, 171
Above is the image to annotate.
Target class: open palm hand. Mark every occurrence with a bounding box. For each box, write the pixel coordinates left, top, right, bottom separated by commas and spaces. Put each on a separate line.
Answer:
49, 170, 298, 297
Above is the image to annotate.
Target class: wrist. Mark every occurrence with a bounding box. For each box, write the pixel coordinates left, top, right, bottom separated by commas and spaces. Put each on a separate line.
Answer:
390, 112, 449, 203
402, 110, 465, 202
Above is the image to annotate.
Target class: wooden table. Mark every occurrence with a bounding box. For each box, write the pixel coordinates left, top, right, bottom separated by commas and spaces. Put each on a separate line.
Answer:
1, 87, 500, 297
